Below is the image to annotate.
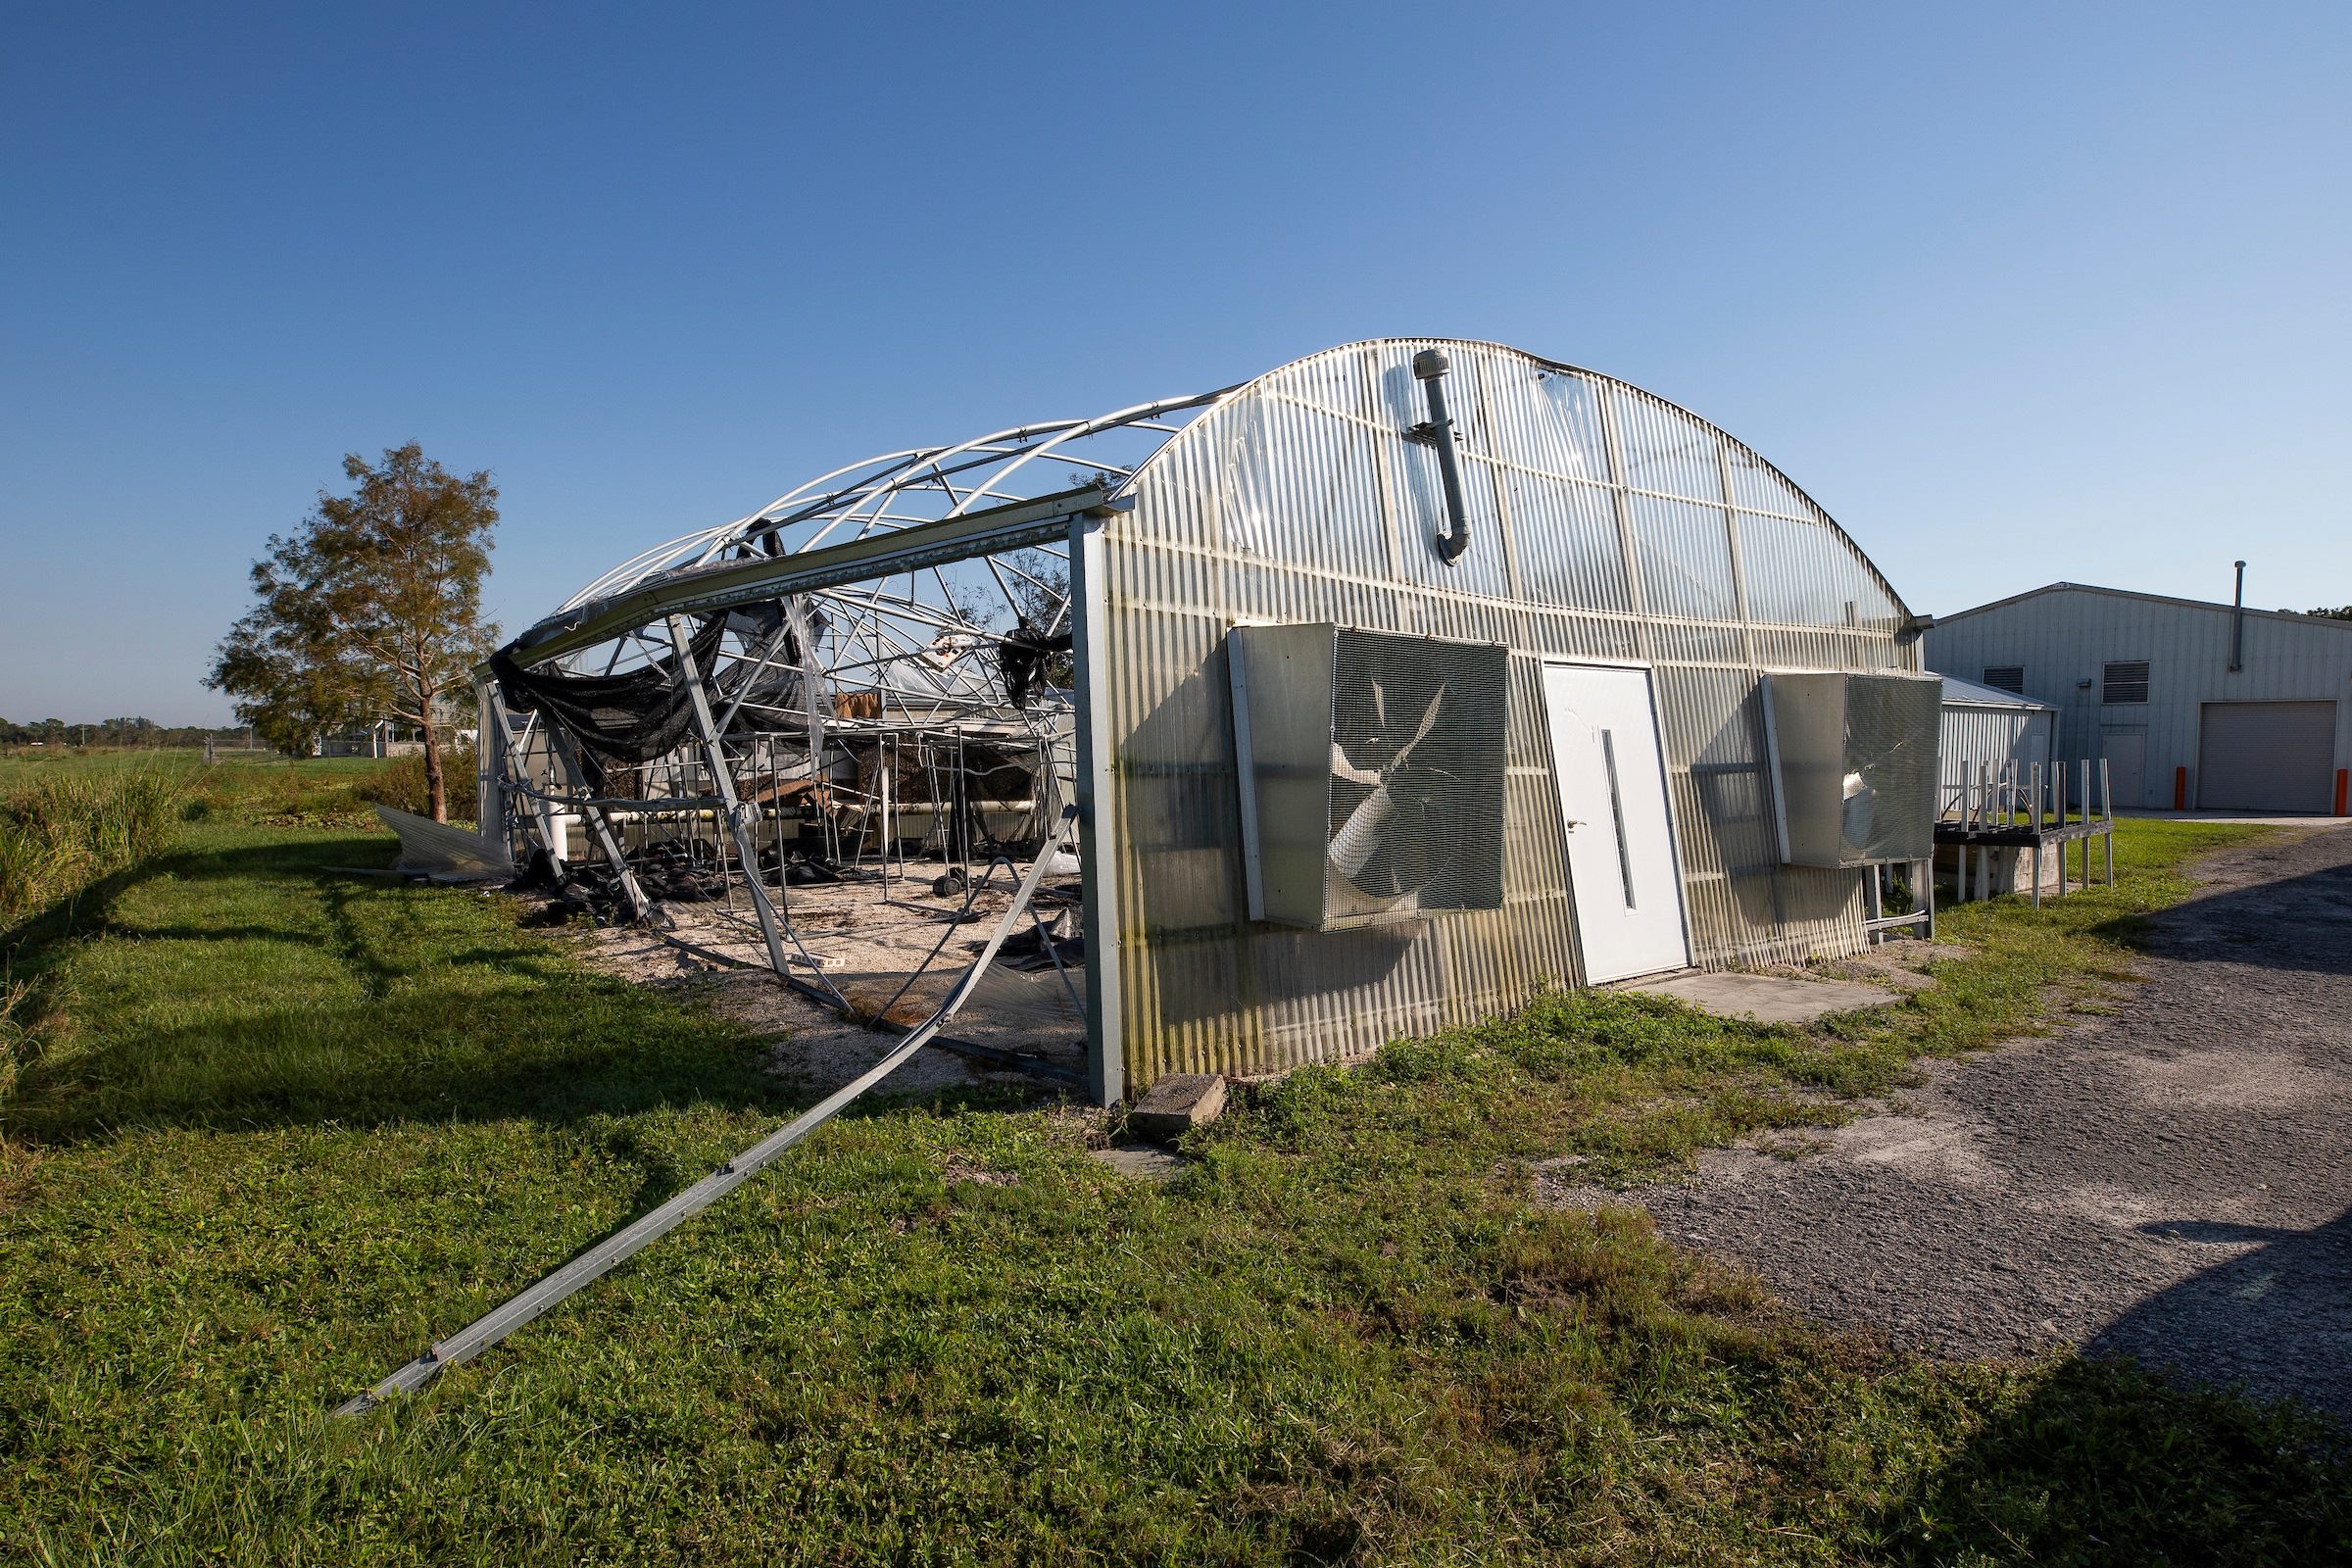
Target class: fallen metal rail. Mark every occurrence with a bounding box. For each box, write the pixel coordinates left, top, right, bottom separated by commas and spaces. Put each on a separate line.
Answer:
334, 806, 1078, 1417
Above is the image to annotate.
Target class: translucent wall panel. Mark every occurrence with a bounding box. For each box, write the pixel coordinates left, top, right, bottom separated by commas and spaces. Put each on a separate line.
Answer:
1505, 471, 1632, 612
1724, 445, 1812, 516
1217, 385, 1391, 569
1610, 387, 1725, 502
1739, 512, 1901, 628
1630, 495, 1738, 620
1488, 368, 1612, 484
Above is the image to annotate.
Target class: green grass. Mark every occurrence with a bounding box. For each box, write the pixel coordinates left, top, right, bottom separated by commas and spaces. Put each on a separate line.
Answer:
0, 765, 191, 934
0, 783, 2343, 1565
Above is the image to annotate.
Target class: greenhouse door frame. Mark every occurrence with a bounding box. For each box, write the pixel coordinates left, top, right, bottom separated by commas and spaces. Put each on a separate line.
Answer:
1539, 657, 1693, 985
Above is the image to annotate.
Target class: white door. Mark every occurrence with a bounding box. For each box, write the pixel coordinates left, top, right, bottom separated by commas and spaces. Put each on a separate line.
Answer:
1542, 663, 1690, 982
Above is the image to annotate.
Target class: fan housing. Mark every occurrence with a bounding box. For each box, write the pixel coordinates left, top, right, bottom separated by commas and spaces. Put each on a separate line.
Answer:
1229, 623, 1508, 930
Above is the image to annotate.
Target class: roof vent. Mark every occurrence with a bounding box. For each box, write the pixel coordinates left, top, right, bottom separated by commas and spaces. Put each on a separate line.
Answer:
1404, 350, 1472, 564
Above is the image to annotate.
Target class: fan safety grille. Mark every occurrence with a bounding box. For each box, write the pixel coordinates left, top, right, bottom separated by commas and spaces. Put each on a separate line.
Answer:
1838, 673, 1940, 863
1323, 629, 1509, 922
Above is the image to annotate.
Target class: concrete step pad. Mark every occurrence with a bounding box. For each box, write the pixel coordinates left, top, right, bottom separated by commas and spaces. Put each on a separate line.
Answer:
1631, 970, 1898, 1025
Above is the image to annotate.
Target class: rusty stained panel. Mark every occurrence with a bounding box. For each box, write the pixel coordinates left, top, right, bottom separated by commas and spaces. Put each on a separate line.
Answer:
1102, 339, 1919, 1088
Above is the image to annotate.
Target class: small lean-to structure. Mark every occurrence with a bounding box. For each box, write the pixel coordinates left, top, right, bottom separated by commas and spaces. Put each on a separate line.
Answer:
1937, 674, 2056, 813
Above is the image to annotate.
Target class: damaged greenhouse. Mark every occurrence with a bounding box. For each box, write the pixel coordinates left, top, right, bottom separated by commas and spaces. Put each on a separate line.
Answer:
346, 336, 1945, 1407
474, 337, 1940, 1108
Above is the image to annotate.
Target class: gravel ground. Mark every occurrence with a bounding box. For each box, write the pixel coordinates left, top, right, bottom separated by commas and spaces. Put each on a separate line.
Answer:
1550, 824, 2352, 1422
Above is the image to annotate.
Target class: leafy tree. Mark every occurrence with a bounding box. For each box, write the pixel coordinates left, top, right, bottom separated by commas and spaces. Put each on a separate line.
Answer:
2305, 605, 2352, 620
209, 443, 499, 818
207, 597, 368, 760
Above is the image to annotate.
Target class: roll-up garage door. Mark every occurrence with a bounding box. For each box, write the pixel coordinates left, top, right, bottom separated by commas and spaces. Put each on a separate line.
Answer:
2196, 701, 2337, 812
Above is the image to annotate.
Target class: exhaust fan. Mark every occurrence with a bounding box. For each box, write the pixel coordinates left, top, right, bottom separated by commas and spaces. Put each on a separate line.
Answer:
1761, 670, 1940, 867
1229, 623, 1507, 929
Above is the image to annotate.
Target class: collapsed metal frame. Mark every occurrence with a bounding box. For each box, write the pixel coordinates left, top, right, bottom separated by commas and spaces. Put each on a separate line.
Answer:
481, 388, 1234, 1098
349, 400, 1248, 1411
478, 485, 1125, 1061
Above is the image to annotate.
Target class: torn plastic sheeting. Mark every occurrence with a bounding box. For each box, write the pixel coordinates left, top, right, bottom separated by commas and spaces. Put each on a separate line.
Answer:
375, 805, 514, 882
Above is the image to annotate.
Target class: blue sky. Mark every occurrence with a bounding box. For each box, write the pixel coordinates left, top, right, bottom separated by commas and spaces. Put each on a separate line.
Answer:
4, 2, 2347, 724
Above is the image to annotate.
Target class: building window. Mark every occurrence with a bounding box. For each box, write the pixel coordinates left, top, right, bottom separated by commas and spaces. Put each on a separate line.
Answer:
1982, 665, 2025, 695
2102, 660, 2150, 704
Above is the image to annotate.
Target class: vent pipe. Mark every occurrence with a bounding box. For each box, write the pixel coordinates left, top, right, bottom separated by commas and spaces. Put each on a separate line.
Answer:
2230, 560, 2246, 672
1410, 349, 1472, 564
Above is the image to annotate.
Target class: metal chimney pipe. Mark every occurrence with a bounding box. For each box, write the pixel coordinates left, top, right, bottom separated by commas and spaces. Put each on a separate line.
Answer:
2230, 560, 2246, 672
1411, 349, 1472, 564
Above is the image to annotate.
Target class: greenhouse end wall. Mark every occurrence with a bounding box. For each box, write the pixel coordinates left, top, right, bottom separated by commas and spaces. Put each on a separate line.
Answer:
1092, 339, 1919, 1090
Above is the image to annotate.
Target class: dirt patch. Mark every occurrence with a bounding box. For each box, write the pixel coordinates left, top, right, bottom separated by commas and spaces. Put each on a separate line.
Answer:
1546, 825, 2352, 1423
941, 1152, 1020, 1187
584, 921, 1042, 1101
1814, 940, 1972, 993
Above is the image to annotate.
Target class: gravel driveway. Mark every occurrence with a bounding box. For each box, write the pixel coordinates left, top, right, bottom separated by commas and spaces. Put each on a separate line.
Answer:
1563, 824, 2352, 1422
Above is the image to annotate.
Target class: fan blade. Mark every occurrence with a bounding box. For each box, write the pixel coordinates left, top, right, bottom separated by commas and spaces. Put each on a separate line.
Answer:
1389, 686, 1447, 770
1329, 785, 1395, 879
1331, 741, 1383, 787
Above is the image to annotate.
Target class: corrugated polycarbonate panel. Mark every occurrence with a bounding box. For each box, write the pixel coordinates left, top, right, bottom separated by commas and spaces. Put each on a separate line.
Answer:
1611, 385, 1726, 503
1102, 339, 1916, 1088
1630, 496, 1740, 621
1740, 512, 1902, 629
1500, 470, 1635, 612
1725, 444, 1811, 516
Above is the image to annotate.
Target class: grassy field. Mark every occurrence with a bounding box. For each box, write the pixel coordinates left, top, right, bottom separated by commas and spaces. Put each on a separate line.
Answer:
1, 761, 2343, 1564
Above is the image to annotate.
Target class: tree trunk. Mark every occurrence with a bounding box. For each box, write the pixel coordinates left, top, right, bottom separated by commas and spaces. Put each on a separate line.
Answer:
419, 689, 446, 823
423, 719, 444, 827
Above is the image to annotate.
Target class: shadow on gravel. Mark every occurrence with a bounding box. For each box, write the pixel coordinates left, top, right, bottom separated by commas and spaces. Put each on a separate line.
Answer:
2085, 1206, 2352, 1428
2104, 856, 2352, 977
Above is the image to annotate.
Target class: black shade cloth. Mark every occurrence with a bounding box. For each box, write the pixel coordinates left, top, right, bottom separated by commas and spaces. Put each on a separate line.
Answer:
491, 615, 728, 793
997, 621, 1074, 709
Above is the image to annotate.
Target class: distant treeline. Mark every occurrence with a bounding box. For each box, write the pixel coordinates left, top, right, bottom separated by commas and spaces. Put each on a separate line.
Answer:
1, 716, 260, 749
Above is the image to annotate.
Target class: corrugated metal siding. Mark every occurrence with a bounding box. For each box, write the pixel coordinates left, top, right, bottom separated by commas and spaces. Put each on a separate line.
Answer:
1939, 705, 2055, 811
1104, 339, 1917, 1088
1925, 589, 2352, 809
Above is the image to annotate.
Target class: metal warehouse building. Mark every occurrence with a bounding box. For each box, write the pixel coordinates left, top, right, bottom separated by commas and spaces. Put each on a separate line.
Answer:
479, 337, 1943, 1107
1926, 583, 2352, 815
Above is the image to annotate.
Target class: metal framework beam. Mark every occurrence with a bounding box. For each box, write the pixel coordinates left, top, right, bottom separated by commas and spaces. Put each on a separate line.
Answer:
543, 720, 651, 920
510, 484, 1131, 669
667, 614, 797, 981
1069, 514, 1123, 1106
